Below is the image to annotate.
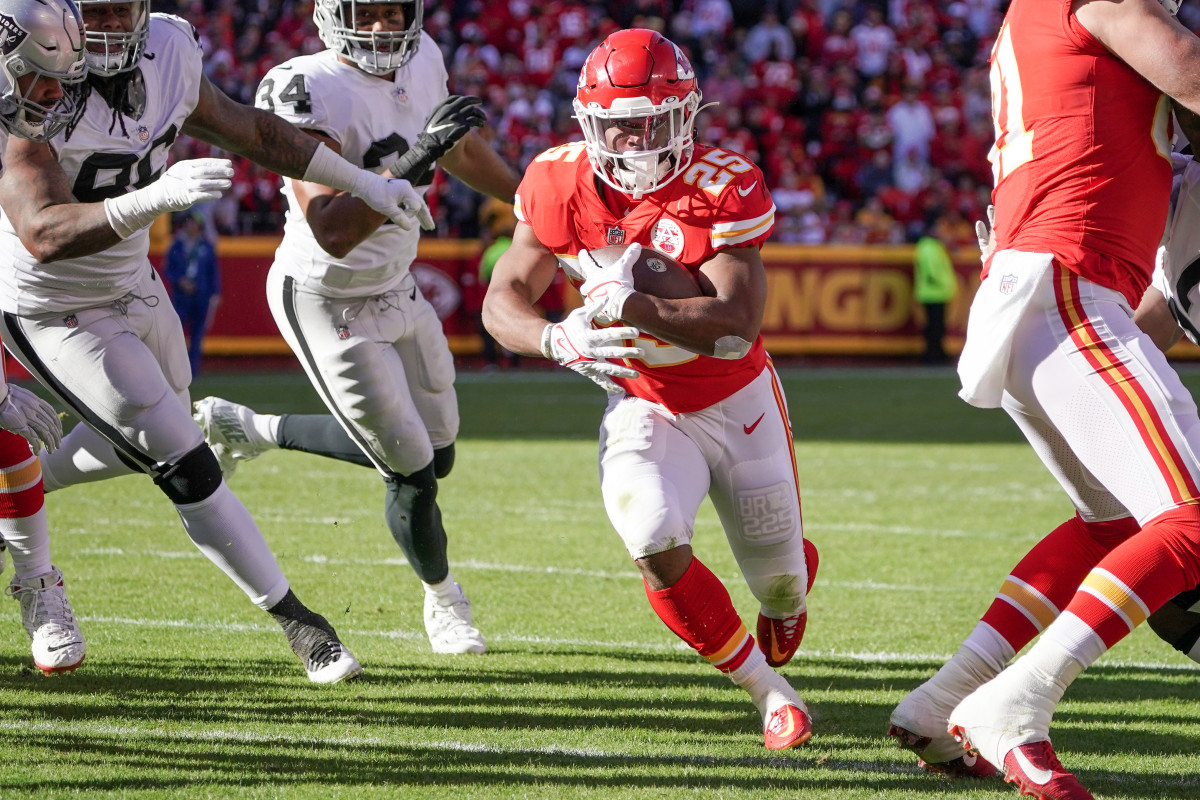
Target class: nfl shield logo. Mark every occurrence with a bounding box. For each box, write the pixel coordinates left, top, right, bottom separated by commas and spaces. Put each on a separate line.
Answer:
606, 227, 625, 246
336, 325, 351, 340
136, 125, 150, 142
64, 314, 78, 329
999, 274, 1018, 295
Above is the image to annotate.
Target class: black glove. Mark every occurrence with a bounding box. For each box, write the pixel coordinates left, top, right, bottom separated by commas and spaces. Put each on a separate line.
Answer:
388, 94, 487, 182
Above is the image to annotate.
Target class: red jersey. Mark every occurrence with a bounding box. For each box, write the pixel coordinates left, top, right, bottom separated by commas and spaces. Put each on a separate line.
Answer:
989, 1, 1172, 305
515, 141, 774, 413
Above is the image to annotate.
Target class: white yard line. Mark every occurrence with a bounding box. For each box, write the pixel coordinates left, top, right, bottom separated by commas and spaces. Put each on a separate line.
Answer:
72, 613, 1198, 671
73, 549, 935, 592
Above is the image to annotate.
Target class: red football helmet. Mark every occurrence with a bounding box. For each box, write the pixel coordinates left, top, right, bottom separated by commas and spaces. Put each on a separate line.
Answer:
573, 29, 702, 198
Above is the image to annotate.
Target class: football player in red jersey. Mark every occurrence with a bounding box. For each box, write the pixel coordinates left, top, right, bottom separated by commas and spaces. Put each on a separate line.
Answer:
482, 29, 818, 751
889, 2, 1200, 797
0, 0, 85, 677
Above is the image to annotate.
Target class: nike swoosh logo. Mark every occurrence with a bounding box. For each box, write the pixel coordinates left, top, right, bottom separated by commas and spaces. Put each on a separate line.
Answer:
1012, 748, 1054, 785
46, 641, 82, 652
768, 708, 796, 737
427, 123, 455, 134
744, 413, 765, 435
738, 181, 757, 197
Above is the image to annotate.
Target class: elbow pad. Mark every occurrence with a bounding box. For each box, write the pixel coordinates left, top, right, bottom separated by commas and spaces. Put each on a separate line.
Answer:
713, 335, 752, 360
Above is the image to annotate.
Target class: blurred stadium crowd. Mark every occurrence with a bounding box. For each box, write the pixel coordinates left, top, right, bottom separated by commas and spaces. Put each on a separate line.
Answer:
153, 1, 1200, 248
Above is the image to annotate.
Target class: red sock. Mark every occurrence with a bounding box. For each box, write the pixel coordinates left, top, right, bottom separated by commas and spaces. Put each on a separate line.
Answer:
0, 430, 44, 519
1066, 505, 1200, 648
645, 557, 756, 673
980, 514, 1137, 650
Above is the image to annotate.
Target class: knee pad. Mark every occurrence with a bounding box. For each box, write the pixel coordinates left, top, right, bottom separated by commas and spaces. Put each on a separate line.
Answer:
1147, 586, 1200, 663
433, 443, 455, 479
384, 462, 438, 493
153, 444, 223, 505
382, 463, 447, 583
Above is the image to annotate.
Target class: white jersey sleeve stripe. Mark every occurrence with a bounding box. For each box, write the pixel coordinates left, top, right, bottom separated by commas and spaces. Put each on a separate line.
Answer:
711, 205, 775, 247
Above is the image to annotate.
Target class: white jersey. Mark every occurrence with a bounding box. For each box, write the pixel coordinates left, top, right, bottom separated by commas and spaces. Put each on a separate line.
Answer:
257, 33, 448, 298
0, 14, 202, 315
1154, 154, 1200, 343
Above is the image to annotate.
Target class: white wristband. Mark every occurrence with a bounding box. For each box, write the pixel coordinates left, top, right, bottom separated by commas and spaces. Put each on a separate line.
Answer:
606, 286, 635, 321
104, 191, 161, 240
302, 141, 372, 196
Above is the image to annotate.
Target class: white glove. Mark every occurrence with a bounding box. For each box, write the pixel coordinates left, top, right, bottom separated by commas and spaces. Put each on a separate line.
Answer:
104, 158, 233, 239
351, 172, 435, 232
0, 383, 61, 454
578, 243, 641, 324
301, 143, 434, 231
975, 204, 996, 264
541, 306, 643, 393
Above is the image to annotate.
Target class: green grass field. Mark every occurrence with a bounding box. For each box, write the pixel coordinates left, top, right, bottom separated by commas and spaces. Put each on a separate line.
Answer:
1, 366, 1197, 799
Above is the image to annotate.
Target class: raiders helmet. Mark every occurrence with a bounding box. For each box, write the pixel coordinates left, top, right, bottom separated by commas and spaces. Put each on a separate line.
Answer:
314, 0, 423, 76
74, 0, 149, 76
0, 0, 87, 141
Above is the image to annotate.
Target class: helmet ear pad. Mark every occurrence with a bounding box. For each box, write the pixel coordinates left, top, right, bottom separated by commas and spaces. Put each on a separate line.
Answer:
573, 29, 702, 197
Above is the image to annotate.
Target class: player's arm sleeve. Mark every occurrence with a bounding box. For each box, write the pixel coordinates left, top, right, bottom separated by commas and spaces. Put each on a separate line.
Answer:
157, 15, 205, 114
511, 167, 560, 253
710, 167, 776, 252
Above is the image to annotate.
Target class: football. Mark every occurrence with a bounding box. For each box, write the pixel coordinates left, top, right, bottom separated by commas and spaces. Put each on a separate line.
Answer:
584, 245, 701, 299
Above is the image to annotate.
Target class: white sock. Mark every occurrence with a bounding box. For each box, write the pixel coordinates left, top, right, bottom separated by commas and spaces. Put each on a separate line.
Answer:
733, 655, 804, 722
0, 506, 51, 578
927, 640, 1004, 708
953, 637, 1083, 767
963, 621, 1017, 674
175, 482, 289, 609
423, 572, 458, 598
727, 643, 768, 688
1039, 610, 1108, 669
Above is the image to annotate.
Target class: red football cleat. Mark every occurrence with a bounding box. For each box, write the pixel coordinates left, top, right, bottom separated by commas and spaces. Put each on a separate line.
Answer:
757, 538, 819, 667
764, 703, 812, 751
1000, 741, 1094, 800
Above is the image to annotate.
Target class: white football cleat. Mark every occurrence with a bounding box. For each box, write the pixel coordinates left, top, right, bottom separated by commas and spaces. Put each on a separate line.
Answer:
7, 566, 86, 675
303, 640, 363, 685
424, 582, 486, 654
270, 596, 363, 684
193, 396, 273, 479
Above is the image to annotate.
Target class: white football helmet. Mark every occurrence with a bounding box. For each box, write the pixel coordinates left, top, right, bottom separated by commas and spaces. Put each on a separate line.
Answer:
1160, 0, 1180, 14
0, 0, 87, 141
75, 0, 148, 76
314, 0, 422, 76
573, 29, 702, 198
